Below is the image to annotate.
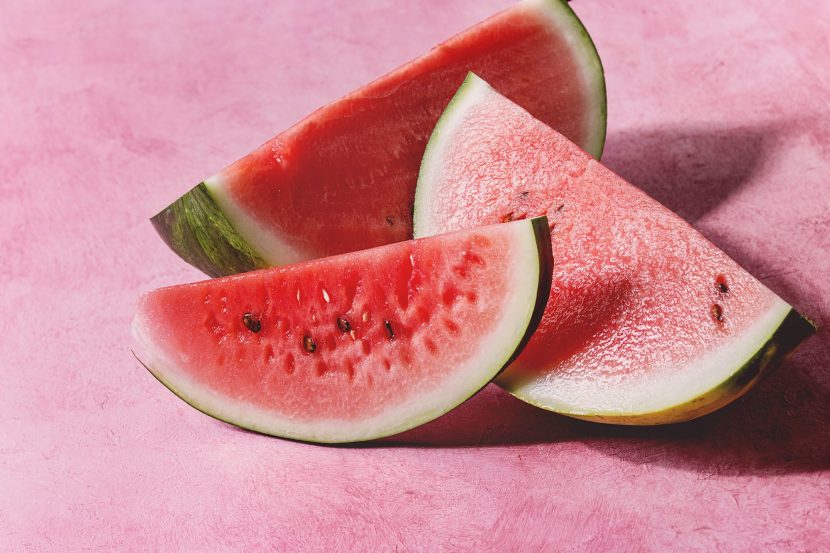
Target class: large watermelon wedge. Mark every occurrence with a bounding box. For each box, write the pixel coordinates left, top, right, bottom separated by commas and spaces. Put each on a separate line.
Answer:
133, 218, 552, 443
152, 0, 605, 276
414, 74, 816, 425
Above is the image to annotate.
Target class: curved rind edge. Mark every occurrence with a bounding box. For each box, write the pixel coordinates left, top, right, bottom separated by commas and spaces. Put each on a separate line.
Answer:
413, 72, 485, 238
508, 308, 816, 425
500, 217, 554, 372
534, 0, 607, 159
150, 182, 267, 277
133, 219, 552, 444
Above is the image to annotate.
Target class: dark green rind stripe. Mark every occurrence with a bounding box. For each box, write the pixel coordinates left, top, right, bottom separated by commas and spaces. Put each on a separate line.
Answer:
552, 0, 607, 159
500, 217, 554, 372
132, 349, 281, 440
568, 309, 817, 425
151, 183, 266, 277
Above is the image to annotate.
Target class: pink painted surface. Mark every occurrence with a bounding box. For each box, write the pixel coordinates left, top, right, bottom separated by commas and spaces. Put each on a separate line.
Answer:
1, 0, 828, 550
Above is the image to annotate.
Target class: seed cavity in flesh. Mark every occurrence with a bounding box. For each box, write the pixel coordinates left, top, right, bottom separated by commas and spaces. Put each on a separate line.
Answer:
386, 215, 395, 225
337, 316, 351, 333
242, 313, 261, 333
283, 353, 295, 374
384, 320, 395, 340
711, 303, 724, 322
303, 335, 317, 353
322, 289, 330, 303
501, 210, 527, 223
716, 274, 729, 294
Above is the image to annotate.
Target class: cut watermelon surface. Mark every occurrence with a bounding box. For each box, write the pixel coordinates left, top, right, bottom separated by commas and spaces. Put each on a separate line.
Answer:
414, 74, 815, 424
152, 0, 605, 276
133, 219, 552, 443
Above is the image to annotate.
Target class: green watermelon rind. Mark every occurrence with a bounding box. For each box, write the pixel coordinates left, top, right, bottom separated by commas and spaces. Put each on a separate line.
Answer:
414, 72, 490, 238
509, 307, 816, 425
533, 0, 607, 159
413, 73, 816, 425
151, 182, 267, 277
151, 0, 606, 277
133, 218, 553, 444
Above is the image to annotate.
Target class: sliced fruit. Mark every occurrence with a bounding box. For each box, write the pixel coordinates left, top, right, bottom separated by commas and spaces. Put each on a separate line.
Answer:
152, 0, 605, 276
414, 74, 815, 424
133, 218, 552, 443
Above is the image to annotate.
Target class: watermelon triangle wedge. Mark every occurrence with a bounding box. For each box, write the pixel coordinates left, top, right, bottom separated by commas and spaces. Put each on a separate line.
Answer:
133, 219, 552, 443
413, 74, 816, 424
151, 0, 605, 276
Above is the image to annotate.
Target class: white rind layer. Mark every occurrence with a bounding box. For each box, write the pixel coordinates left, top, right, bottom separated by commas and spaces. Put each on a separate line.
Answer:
500, 298, 792, 416
522, 0, 606, 159
414, 74, 491, 238
204, 176, 307, 266
133, 219, 544, 443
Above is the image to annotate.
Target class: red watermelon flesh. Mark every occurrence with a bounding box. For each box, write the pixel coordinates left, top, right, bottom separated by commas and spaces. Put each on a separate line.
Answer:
152, 0, 605, 276
133, 218, 552, 443
414, 74, 815, 423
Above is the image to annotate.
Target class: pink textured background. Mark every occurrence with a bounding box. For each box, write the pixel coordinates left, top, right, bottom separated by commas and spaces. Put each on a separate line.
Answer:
1, 0, 828, 550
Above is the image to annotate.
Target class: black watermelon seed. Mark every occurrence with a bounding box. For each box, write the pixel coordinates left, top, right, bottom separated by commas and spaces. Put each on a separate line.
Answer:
242, 313, 261, 333
384, 320, 395, 340
336, 316, 351, 333
716, 275, 729, 294
303, 335, 317, 353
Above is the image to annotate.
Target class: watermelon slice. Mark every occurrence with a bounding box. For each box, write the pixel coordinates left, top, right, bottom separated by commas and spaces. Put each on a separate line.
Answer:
414, 74, 815, 424
152, 0, 605, 276
133, 219, 552, 443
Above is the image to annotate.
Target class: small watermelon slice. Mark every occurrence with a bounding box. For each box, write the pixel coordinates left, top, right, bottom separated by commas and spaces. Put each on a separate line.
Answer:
414, 74, 815, 424
133, 218, 552, 443
152, 0, 605, 276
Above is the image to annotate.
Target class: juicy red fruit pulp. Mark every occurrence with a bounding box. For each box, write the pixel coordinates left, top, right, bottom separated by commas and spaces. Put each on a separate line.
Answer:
217, 3, 598, 260
137, 230, 523, 422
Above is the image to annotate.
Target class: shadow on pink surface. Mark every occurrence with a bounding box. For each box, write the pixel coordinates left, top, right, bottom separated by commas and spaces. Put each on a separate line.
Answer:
218, 299, 827, 476
217, 336, 827, 475
381, 342, 829, 475
602, 122, 788, 223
